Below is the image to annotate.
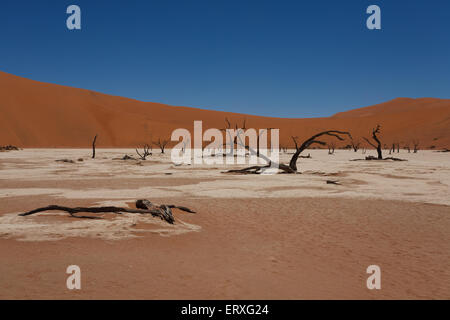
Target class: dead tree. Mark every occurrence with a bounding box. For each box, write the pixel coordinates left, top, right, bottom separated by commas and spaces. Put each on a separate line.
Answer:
256, 127, 275, 157
136, 144, 152, 160
291, 136, 299, 150
413, 140, 419, 153
220, 118, 247, 156
227, 128, 351, 174
287, 131, 351, 171
350, 139, 360, 152
363, 125, 383, 159
92, 134, 98, 159
390, 143, 395, 155
19, 199, 195, 224
179, 137, 190, 156
154, 138, 169, 154
405, 143, 411, 153
328, 142, 336, 155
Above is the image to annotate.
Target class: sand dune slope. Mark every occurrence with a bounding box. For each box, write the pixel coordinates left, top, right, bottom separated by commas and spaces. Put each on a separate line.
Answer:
0, 71, 449, 148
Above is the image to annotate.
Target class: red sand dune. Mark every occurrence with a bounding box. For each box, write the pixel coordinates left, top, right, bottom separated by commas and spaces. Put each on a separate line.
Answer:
0, 70, 449, 149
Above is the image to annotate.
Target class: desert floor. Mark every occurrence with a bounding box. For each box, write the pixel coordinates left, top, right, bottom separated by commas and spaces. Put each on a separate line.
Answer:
0, 149, 449, 299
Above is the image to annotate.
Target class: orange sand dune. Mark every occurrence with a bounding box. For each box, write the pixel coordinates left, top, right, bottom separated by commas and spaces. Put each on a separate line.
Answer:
0, 71, 449, 148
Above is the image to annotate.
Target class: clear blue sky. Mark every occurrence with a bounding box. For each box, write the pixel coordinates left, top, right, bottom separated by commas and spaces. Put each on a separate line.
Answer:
0, 0, 449, 117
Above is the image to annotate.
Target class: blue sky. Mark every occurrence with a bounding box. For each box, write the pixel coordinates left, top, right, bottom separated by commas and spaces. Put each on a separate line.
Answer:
0, 0, 449, 117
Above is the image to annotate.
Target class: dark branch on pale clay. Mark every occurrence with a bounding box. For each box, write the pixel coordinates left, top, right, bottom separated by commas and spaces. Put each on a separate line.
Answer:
222, 117, 351, 174
136, 144, 152, 160
363, 125, 383, 159
92, 134, 98, 159
287, 131, 352, 172
19, 199, 196, 224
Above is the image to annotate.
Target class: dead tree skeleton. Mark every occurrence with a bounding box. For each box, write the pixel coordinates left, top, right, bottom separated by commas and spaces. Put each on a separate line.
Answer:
92, 134, 98, 159
363, 125, 383, 160
286, 130, 351, 172
327, 142, 336, 155
154, 138, 170, 154
220, 118, 247, 157
404, 143, 411, 153
225, 119, 351, 174
136, 144, 152, 160
413, 140, 420, 153
256, 127, 275, 157
19, 199, 195, 224
350, 139, 360, 152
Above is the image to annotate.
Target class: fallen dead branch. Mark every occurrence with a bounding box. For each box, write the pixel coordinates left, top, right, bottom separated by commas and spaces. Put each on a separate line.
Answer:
55, 159, 75, 163
350, 156, 407, 162
0, 145, 20, 151
19, 199, 196, 224
113, 154, 136, 160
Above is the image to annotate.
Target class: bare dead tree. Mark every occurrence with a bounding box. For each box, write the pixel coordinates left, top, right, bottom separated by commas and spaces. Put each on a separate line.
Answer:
291, 136, 299, 150
219, 118, 249, 157
136, 144, 152, 160
257, 127, 274, 157
350, 139, 360, 152
390, 142, 400, 154
328, 142, 336, 155
353, 126, 406, 161
227, 127, 351, 174
19, 199, 195, 224
220, 117, 236, 156
154, 138, 170, 154
363, 125, 383, 160
92, 134, 98, 159
413, 140, 419, 153
287, 131, 351, 171
404, 142, 411, 153
181, 138, 190, 155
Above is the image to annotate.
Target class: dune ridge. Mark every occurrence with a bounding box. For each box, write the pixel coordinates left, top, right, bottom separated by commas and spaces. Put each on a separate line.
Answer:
0, 71, 449, 148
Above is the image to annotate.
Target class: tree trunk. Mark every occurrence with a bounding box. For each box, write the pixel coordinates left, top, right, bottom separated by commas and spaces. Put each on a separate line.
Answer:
92, 134, 98, 159
376, 145, 382, 159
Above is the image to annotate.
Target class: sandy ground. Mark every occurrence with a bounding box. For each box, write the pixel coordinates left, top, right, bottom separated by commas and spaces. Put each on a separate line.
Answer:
0, 149, 449, 299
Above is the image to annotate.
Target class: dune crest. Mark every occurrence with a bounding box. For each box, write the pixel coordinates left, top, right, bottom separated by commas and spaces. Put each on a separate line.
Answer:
1, 71, 449, 148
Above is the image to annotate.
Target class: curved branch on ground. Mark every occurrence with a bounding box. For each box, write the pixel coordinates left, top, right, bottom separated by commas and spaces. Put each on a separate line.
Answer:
19, 199, 196, 224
